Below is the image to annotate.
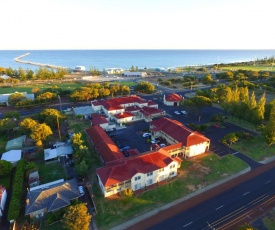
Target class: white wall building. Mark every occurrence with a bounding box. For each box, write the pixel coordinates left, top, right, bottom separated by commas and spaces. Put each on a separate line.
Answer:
122, 72, 147, 77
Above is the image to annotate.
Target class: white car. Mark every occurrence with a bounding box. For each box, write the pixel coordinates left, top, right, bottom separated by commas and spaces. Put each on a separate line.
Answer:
181, 110, 187, 115
174, 111, 180, 115
143, 133, 151, 138
159, 143, 166, 147
78, 186, 85, 195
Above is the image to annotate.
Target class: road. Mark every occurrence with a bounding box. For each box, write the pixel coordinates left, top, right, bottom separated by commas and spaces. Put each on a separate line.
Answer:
126, 161, 275, 230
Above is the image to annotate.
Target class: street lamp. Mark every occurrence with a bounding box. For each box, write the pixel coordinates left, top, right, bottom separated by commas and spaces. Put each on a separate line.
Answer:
58, 95, 62, 112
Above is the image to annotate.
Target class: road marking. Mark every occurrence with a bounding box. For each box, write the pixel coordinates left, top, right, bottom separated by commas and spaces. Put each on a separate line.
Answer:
265, 180, 271, 184
232, 152, 238, 155
183, 222, 193, 227
216, 205, 224, 210
243, 192, 250, 196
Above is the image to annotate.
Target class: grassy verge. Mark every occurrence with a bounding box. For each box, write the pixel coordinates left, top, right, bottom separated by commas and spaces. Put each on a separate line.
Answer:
36, 162, 66, 184
226, 116, 259, 133
94, 153, 248, 229
262, 210, 275, 230
232, 135, 275, 162
109, 81, 137, 86
220, 65, 272, 71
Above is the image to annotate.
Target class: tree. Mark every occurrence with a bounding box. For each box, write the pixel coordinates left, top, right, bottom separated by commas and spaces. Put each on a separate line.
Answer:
254, 93, 266, 124
222, 133, 238, 146
32, 87, 41, 95
15, 99, 33, 108
20, 118, 38, 135
75, 159, 89, 176
201, 74, 213, 84
8, 93, 26, 105
0, 160, 13, 176
237, 223, 258, 230
30, 123, 53, 146
36, 92, 57, 103
130, 65, 135, 72
18, 67, 27, 81
0, 118, 17, 134
262, 104, 275, 145
71, 133, 84, 149
135, 82, 155, 93
62, 203, 91, 230
4, 111, 20, 120
39, 108, 63, 129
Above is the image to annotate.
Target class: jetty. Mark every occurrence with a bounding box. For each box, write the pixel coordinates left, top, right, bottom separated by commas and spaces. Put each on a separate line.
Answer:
14, 53, 69, 70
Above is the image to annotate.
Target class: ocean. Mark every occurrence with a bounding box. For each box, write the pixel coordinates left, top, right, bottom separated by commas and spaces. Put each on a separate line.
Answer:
0, 50, 275, 71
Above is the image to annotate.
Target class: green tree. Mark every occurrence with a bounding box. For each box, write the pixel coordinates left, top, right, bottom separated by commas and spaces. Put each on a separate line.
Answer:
0, 160, 13, 176
18, 67, 27, 81
32, 87, 41, 95
262, 104, 275, 145
222, 133, 238, 146
254, 93, 266, 124
71, 133, 84, 149
75, 159, 89, 176
201, 74, 213, 84
0, 118, 17, 134
39, 108, 63, 129
62, 203, 91, 230
135, 81, 155, 93
30, 123, 53, 146
130, 65, 135, 72
4, 111, 20, 120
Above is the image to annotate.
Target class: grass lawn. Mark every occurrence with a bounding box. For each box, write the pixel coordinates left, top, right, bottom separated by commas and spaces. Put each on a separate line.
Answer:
226, 116, 259, 133
67, 117, 91, 133
0, 82, 84, 94
36, 162, 66, 184
40, 221, 64, 230
262, 210, 275, 230
220, 65, 273, 71
232, 135, 275, 162
94, 153, 248, 230
109, 81, 137, 86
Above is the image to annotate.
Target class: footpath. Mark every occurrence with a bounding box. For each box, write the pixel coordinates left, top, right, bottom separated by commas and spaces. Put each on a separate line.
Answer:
110, 158, 275, 230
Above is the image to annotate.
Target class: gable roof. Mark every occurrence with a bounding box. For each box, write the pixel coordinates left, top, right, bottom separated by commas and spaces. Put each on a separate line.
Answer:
165, 93, 183, 102
96, 149, 181, 187
140, 106, 164, 117
150, 117, 209, 146
25, 178, 81, 215
114, 112, 134, 119
86, 126, 124, 163
91, 114, 108, 126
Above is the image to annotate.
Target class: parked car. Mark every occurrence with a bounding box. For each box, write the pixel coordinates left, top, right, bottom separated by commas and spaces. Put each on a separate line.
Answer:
78, 186, 85, 195
174, 111, 180, 115
181, 110, 187, 115
159, 143, 166, 147
143, 133, 151, 138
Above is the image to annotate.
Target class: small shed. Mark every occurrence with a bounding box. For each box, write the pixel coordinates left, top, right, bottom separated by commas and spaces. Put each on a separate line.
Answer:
1, 150, 22, 166
73, 106, 94, 119
44, 145, 73, 161
5, 135, 26, 151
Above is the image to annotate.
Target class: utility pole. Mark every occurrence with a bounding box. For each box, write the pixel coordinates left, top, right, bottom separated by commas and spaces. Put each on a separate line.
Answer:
58, 95, 62, 112
57, 115, 61, 142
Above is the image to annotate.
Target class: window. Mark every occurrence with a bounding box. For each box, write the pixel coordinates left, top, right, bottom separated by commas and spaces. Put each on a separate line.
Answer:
158, 168, 164, 172
135, 175, 141, 181
147, 179, 153, 185
147, 172, 153, 176
170, 171, 175, 176
135, 183, 141, 190
170, 164, 175, 169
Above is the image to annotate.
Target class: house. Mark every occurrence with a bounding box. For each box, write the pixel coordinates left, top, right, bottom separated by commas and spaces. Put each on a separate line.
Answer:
0, 185, 7, 217
139, 106, 165, 120
5, 135, 26, 151
28, 171, 40, 188
73, 106, 94, 119
86, 126, 124, 164
91, 114, 116, 131
1, 150, 22, 166
91, 96, 163, 123
74, 66, 86, 72
122, 72, 147, 77
150, 117, 210, 158
25, 178, 81, 218
0, 92, 34, 106
96, 149, 182, 197
163, 93, 183, 106
44, 144, 73, 162
104, 68, 124, 74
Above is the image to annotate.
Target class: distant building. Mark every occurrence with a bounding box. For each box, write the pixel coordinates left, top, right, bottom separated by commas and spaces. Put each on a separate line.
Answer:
0, 185, 7, 217
104, 68, 124, 74
122, 72, 147, 77
0, 92, 34, 106
163, 93, 183, 106
74, 66, 86, 72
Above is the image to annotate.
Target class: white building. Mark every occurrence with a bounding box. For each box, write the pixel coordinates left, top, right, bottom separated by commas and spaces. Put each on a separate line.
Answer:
163, 93, 183, 106
0, 92, 34, 106
96, 149, 182, 197
104, 68, 124, 74
44, 144, 73, 162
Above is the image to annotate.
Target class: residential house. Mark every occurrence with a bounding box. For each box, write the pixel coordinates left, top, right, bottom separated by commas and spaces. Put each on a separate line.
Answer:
104, 68, 124, 74
0, 185, 7, 217
86, 126, 124, 164
44, 144, 73, 162
91, 113, 116, 131
150, 117, 210, 158
96, 149, 182, 197
25, 178, 81, 218
163, 93, 183, 106
139, 106, 165, 120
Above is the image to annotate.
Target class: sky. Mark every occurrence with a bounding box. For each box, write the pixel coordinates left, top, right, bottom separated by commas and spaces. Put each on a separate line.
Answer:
1, 0, 275, 50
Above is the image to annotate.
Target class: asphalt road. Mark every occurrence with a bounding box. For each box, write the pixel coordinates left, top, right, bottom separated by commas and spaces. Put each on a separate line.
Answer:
127, 161, 275, 230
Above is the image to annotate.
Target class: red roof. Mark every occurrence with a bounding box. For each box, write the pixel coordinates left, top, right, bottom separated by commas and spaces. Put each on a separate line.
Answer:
91, 114, 108, 126
165, 93, 182, 102
150, 117, 209, 147
96, 149, 181, 187
114, 112, 134, 119
86, 126, 124, 163
140, 106, 164, 117
147, 100, 157, 106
